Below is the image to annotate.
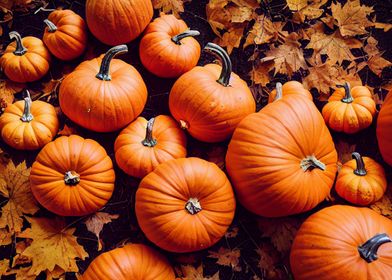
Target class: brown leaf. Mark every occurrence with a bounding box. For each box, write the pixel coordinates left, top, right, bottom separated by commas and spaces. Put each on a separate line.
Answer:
152, 0, 191, 18
227, 5, 253, 23
58, 124, 79, 136
84, 212, 119, 251
249, 59, 275, 87
256, 242, 287, 280
0, 79, 25, 113
206, 0, 231, 37
335, 140, 356, 168
0, 228, 12, 245
225, 226, 239, 238
214, 25, 245, 54
286, 0, 307, 11
374, 22, 392, 32
370, 186, 392, 219
0, 259, 9, 275
208, 247, 241, 271
357, 37, 392, 76
292, 0, 328, 22
178, 264, 220, 280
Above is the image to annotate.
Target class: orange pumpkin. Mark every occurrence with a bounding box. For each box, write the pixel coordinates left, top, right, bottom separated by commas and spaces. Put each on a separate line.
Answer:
169, 43, 255, 142
43, 9, 87, 60
0, 90, 58, 150
139, 13, 200, 78
136, 157, 236, 252
226, 94, 338, 217
81, 244, 175, 280
85, 0, 153, 45
59, 45, 147, 132
30, 135, 115, 216
268, 81, 312, 103
377, 91, 392, 166
0, 31, 50, 83
290, 205, 392, 280
335, 152, 387, 206
322, 82, 376, 134
114, 115, 187, 178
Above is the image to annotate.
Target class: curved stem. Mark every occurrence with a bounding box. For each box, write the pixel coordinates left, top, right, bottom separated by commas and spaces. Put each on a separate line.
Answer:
203, 42, 232, 87
352, 152, 367, 176
64, 171, 80, 186
337, 82, 353, 103
185, 198, 202, 215
171, 29, 200, 45
9, 31, 27, 56
274, 82, 283, 101
20, 90, 33, 122
141, 118, 157, 147
96, 45, 128, 81
358, 233, 391, 263
300, 155, 326, 171
44, 19, 57, 32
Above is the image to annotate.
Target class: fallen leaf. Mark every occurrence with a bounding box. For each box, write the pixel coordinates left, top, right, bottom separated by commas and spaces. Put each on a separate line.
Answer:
0, 79, 25, 112
249, 59, 275, 87
227, 5, 253, 23
206, 0, 232, 37
208, 247, 241, 271
370, 186, 392, 219
374, 22, 392, 32
357, 37, 392, 76
256, 242, 287, 280
0, 228, 12, 245
225, 226, 239, 238
0, 259, 9, 275
292, 0, 328, 22
206, 145, 227, 170
84, 212, 119, 251
215, 25, 245, 54
335, 140, 357, 171
3, 266, 37, 280
178, 264, 220, 280
286, 0, 307, 11
152, 0, 191, 18
58, 124, 79, 136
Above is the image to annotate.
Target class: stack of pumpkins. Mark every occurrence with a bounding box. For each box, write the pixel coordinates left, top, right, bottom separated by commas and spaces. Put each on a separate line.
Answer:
0, 0, 391, 278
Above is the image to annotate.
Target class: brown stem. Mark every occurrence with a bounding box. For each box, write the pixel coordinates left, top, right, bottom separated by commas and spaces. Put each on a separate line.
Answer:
141, 118, 157, 147
203, 42, 232, 87
300, 155, 326, 171
9, 31, 27, 56
274, 82, 283, 101
64, 171, 80, 186
358, 233, 391, 263
185, 198, 202, 215
44, 19, 57, 32
20, 90, 33, 122
96, 45, 128, 81
337, 82, 353, 103
352, 152, 367, 176
171, 29, 200, 45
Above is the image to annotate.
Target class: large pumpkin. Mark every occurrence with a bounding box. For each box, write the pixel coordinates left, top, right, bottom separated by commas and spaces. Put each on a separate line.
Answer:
136, 157, 236, 252
290, 205, 392, 280
377, 91, 392, 166
268, 81, 312, 103
169, 42, 255, 143
30, 135, 115, 216
59, 45, 147, 132
85, 0, 153, 46
81, 244, 175, 280
226, 94, 338, 217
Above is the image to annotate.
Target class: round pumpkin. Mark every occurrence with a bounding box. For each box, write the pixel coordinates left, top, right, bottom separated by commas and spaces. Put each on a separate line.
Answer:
0, 31, 50, 83
139, 13, 200, 78
59, 45, 147, 132
226, 94, 338, 217
114, 115, 187, 178
136, 157, 236, 253
268, 81, 312, 103
290, 205, 392, 280
169, 43, 255, 142
30, 135, 115, 216
85, 0, 153, 46
43, 9, 87, 60
377, 91, 392, 166
0, 90, 59, 150
322, 82, 376, 134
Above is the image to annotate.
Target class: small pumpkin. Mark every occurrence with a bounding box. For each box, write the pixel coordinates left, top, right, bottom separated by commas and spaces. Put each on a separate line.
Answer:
114, 115, 187, 178
377, 91, 392, 166
59, 45, 147, 132
226, 94, 338, 217
0, 90, 59, 150
139, 13, 200, 78
136, 157, 236, 253
30, 135, 115, 216
290, 205, 392, 280
169, 43, 255, 143
335, 152, 387, 206
43, 9, 87, 60
322, 82, 376, 134
85, 0, 153, 46
268, 81, 312, 103
0, 31, 50, 83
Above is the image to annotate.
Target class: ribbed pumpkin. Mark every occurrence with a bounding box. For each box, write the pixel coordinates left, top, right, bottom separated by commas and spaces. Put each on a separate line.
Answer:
322, 82, 376, 134
226, 94, 338, 217
268, 81, 312, 103
59, 45, 147, 132
377, 91, 392, 166
169, 43, 255, 142
81, 244, 175, 280
0, 90, 58, 150
85, 0, 153, 45
43, 9, 87, 60
290, 205, 392, 280
0, 31, 50, 83
139, 13, 200, 78
136, 157, 236, 253
114, 115, 187, 178
30, 135, 115, 216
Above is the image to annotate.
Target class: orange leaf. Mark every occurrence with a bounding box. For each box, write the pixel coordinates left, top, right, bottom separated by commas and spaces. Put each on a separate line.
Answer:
208, 247, 241, 271
178, 264, 220, 280
84, 212, 119, 251
0, 79, 25, 113
152, 0, 191, 18
370, 186, 392, 219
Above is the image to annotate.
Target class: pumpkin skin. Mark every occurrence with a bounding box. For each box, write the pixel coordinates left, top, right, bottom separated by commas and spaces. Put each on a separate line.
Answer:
0, 32, 50, 83
43, 9, 87, 60
30, 135, 115, 216
59, 45, 147, 132
0, 91, 59, 150
268, 81, 312, 103
169, 43, 255, 142
81, 244, 175, 280
85, 0, 153, 46
290, 205, 392, 280
139, 14, 200, 78
322, 82, 376, 134
226, 94, 338, 217
136, 157, 236, 253
377, 91, 392, 166
335, 152, 387, 206
114, 115, 187, 178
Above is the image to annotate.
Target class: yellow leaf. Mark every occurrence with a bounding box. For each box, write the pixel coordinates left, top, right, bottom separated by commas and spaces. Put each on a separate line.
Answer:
286, 0, 307, 11
374, 22, 392, 32
84, 212, 119, 251
227, 5, 253, 23
0, 228, 12, 245
152, 0, 191, 18
206, 0, 231, 36
0, 79, 25, 113
357, 37, 392, 77
208, 247, 241, 271
178, 264, 220, 280
0, 259, 9, 275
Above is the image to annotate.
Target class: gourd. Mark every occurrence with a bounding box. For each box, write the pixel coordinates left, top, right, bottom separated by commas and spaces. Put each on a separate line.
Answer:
377, 91, 392, 166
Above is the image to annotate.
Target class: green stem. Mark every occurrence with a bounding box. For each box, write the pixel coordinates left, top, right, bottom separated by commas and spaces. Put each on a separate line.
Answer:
9, 31, 27, 56
141, 118, 157, 147
20, 90, 33, 122
300, 155, 326, 171
337, 82, 353, 103
171, 29, 200, 45
203, 42, 232, 87
44, 19, 57, 32
96, 45, 128, 81
274, 82, 283, 101
358, 233, 392, 263
352, 152, 367, 176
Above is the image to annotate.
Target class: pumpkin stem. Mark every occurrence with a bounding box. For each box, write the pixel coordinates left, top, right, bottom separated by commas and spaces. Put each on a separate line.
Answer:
179, 120, 189, 130
352, 152, 367, 176
203, 42, 232, 87
96, 45, 128, 81
20, 90, 33, 122
64, 171, 80, 186
171, 29, 200, 45
185, 198, 202, 215
44, 19, 57, 32
9, 31, 27, 56
358, 233, 392, 263
337, 82, 353, 103
300, 155, 326, 171
274, 82, 283, 101
141, 118, 157, 147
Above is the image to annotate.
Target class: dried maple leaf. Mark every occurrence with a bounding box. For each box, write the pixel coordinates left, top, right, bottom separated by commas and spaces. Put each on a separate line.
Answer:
249, 58, 275, 87
374, 22, 392, 32
214, 25, 245, 54
208, 247, 241, 271
84, 212, 119, 251
286, 0, 307, 11
206, 0, 231, 36
227, 5, 253, 23
0, 259, 9, 275
0, 228, 12, 245
357, 37, 392, 77
292, 0, 328, 22
178, 264, 220, 280
152, 0, 191, 18
0, 79, 25, 113
370, 187, 392, 219
256, 242, 287, 280
335, 140, 357, 166
225, 226, 239, 238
